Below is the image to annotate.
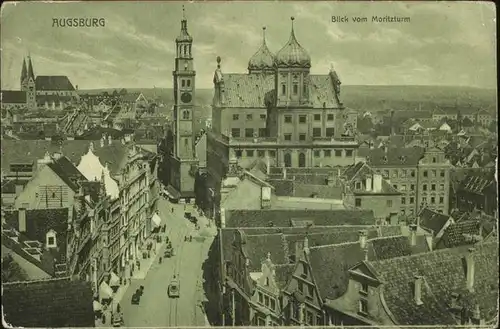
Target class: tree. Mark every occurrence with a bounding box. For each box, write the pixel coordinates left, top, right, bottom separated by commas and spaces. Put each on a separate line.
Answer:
119, 88, 128, 95
1, 254, 28, 283
461, 117, 474, 127
357, 116, 374, 134
112, 90, 119, 97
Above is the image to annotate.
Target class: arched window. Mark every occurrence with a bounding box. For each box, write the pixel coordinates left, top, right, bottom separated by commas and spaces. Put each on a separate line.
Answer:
284, 153, 292, 168
298, 152, 306, 167
182, 110, 190, 120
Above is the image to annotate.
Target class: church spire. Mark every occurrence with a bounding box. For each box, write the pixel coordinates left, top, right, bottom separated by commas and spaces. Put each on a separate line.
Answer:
21, 58, 27, 84
27, 54, 35, 80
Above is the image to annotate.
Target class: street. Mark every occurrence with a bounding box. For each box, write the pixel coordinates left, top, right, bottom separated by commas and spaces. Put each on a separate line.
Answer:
121, 197, 216, 327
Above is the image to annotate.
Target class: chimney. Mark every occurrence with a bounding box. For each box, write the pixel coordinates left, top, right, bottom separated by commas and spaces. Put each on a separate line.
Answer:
373, 174, 383, 193
108, 135, 112, 145
220, 208, 226, 228
52, 152, 63, 160
414, 275, 424, 305
409, 224, 418, 246
100, 137, 105, 148
359, 230, 367, 249
365, 176, 372, 191
18, 208, 26, 232
266, 156, 270, 175
425, 234, 433, 251
466, 248, 475, 292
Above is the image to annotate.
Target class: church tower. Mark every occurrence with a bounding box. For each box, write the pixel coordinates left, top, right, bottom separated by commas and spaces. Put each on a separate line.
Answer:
22, 55, 36, 110
20, 58, 28, 90
169, 6, 198, 199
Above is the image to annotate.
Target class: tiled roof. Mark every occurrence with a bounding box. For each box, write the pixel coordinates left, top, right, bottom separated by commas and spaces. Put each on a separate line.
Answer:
419, 208, 451, 236
368, 241, 499, 325
47, 156, 88, 192
244, 234, 288, 271
220, 74, 341, 109
459, 172, 495, 194
360, 147, 425, 166
76, 127, 126, 140
1, 90, 27, 104
1, 179, 28, 194
35, 76, 75, 91
274, 264, 295, 289
436, 220, 482, 249
36, 94, 74, 104
308, 234, 429, 300
2, 277, 95, 327
1, 140, 129, 176
3, 208, 69, 263
224, 209, 374, 228
341, 162, 365, 181
292, 184, 343, 199
1, 245, 52, 280
121, 92, 143, 103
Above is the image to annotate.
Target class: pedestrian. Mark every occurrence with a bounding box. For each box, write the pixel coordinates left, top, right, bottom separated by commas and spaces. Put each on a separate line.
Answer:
159, 256, 162, 264
171, 207, 174, 213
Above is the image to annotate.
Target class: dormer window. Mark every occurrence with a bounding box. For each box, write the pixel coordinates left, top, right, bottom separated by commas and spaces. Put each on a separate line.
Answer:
46, 229, 57, 248
382, 156, 388, 163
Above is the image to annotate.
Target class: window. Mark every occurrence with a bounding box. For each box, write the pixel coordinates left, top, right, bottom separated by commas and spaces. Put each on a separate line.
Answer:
269, 150, 276, 157
293, 83, 298, 95
392, 170, 397, 178
423, 170, 428, 177
284, 115, 292, 123
284, 134, 292, 141
46, 230, 56, 247
431, 197, 435, 204
440, 171, 445, 178
432, 157, 437, 163
246, 114, 253, 120
299, 134, 306, 141
184, 138, 189, 147
410, 197, 415, 204
386, 200, 393, 207
258, 128, 267, 137
431, 184, 436, 191
281, 84, 286, 95
51, 192, 56, 198
335, 150, 342, 157
327, 114, 334, 121
383, 170, 389, 178
423, 197, 427, 203
401, 170, 407, 178
182, 110, 190, 119
393, 184, 398, 190
326, 127, 335, 137
235, 150, 242, 157
355, 198, 362, 207
432, 170, 437, 177
299, 115, 307, 123
360, 283, 368, 294
402, 197, 406, 204
345, 150, 353, 157
181, 79, 185, 87
308, 285, 314, 296
355, 181, 361, 189
359, 299, 368, 314
264, 295, 270, 306
314, 114, 321, 121
410, 184, 415, 191
257, 150, 265, 157
245, 128, 254, 137
231, 128, 240, 138
439, 196, 444, 204
260, 114, 266, 120
314, 150, 320, 157
270, 298, 276, 310
233, 114, 239, 120
313, 128, 322, 137
411, 170, 415, 177
324, 150, 331, 157
258, 292, 263, 303
48, 237, 55, 245
400, 184, 406, 191
440, 184, 445, 190
186, 80, 191, 87
246, 150, 254, 157
423, 184, 427, 191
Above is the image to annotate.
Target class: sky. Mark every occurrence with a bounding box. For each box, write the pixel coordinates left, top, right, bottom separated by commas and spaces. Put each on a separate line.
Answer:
1, 1, 496, 90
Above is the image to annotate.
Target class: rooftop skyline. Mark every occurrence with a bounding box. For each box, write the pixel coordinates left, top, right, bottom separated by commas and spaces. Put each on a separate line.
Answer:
1, 1, 496, 90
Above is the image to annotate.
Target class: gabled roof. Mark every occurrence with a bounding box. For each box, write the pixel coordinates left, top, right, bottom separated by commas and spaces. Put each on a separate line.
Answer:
2, 277, 94, 327
436, 220, 483, 249
223, 209, 374, 228
219, 73, 341, 109
368, 241, 499, 325
419, 208, 452, 236
1, 90, 27, 104
35, 76, 75, 91
308, 234, 429, 300
47, 156, 88, 192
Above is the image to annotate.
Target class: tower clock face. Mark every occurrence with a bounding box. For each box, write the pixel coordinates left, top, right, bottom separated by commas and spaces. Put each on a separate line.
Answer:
181, 92, 192, 104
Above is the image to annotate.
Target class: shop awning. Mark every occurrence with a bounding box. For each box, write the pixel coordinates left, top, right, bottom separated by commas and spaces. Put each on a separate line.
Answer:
99, 281, 113, 299
109, 272, 120, 287
93, 300, 102, 311
151, 213, 162, 228
166, 185, 181, 199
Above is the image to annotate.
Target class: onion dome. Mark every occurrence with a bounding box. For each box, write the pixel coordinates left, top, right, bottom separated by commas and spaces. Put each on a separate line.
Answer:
176, 5, 193, 43
275, 17, 311, 68
248, 27, 275, 72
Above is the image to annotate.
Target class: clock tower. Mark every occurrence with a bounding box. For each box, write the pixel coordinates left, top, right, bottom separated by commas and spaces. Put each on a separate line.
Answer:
169, 6, 198, 199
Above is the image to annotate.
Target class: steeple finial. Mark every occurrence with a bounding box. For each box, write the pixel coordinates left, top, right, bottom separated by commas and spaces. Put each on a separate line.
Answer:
262, 26, 267, 44
182, 4, 186, 20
